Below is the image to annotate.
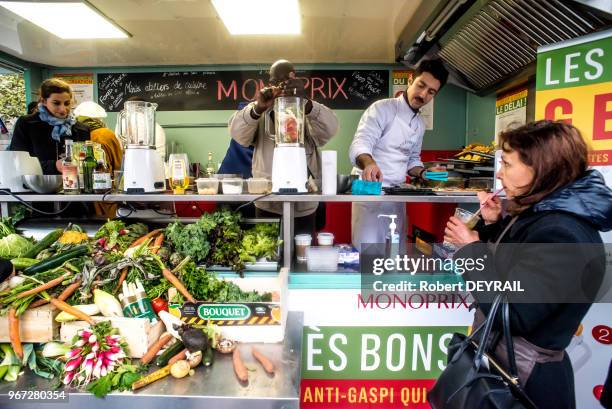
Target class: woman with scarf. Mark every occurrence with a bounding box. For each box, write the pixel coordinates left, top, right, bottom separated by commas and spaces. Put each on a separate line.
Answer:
9, 78, 90, 174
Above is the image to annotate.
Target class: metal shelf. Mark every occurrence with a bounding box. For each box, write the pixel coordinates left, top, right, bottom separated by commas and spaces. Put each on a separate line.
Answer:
0, 192, 480, 268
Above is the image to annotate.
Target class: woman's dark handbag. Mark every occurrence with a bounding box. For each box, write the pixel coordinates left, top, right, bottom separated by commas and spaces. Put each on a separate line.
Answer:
428, 295, 538, 409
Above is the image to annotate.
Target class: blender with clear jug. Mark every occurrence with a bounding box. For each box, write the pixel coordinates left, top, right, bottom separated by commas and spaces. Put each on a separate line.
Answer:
265, 96, 308, 193
118, 100, 166, 193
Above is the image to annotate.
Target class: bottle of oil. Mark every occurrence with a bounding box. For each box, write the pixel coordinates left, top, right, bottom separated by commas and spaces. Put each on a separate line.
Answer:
205, 151, 215, 177
61, 139, 79, 194
93, 151, 112, 194
170, 158, 188, 194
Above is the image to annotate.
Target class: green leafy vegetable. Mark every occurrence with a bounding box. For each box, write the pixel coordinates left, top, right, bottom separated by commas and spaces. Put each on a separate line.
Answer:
166, 216, 215, 263
177, 261, 271, 302
0, 207, 26, 240
239, 223, 281, 263
0, 234, 34, 260
94, 220, 148, 252
0, 220, 15, 239
206, 210, 244, 272
86, 364, 144, 398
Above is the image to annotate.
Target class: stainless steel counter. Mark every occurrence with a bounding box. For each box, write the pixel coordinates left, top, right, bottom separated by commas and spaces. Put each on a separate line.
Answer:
0, 192, 480, 267
0, 312, 303, 409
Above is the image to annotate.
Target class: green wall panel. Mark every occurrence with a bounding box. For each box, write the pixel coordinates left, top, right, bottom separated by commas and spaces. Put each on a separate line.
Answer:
465, 92, 496, 145
422, 83, 467, 150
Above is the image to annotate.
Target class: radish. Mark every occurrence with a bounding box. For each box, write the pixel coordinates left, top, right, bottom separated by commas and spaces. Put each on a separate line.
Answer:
63, 371, 75, 385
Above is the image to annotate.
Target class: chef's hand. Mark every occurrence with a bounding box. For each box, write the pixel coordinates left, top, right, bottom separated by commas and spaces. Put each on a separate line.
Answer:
56, 159, 63, 173
280, 79, 313, 114
281, 78, 307, 98
254, 86, 282, 115
363, 164, 383, 182
444, 216, 479, 248
418, 165, 447, 181
477, 191, 502, 225
427, 165, 447, 174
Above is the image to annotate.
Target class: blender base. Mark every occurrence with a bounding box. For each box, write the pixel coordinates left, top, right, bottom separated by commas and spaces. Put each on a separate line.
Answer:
123, 148, 166, 193
272, 146, 308, 193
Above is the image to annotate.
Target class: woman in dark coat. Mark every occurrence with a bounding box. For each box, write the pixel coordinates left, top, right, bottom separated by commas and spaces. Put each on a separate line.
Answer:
444, 120, 612, 409
9, 78, 89, 174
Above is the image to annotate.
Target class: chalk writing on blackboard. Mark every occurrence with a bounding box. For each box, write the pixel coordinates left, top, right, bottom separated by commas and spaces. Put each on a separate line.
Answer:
97, 70, 388, 111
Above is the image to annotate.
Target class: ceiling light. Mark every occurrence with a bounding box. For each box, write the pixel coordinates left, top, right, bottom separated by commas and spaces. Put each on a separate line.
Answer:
212, 0, 301, 35
0, 1, 129, 39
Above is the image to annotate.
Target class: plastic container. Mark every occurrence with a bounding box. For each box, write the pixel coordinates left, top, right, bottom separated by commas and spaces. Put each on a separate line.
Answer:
294, 234, 312, 262
247, 178, 272, 194
317, 232, 334, 246
196, 178, 219, 194
468, 177, 493, 190
306, 246, 339, 271
221, 178, 244, 194
423, 177, 465, 189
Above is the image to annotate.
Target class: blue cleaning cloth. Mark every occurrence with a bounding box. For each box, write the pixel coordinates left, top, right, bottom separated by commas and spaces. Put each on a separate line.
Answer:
351, 180, 382, 195
424, 171, 448, 181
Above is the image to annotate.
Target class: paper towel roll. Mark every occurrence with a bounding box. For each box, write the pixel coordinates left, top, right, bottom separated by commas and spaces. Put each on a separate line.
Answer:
322, 150, 337, 195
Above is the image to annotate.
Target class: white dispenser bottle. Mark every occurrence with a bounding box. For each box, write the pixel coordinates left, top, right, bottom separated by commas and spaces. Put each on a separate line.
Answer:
378, 214, 400, 263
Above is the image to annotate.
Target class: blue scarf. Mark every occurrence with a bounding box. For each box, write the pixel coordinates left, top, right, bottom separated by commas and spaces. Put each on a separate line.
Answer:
37, 103, 76, 142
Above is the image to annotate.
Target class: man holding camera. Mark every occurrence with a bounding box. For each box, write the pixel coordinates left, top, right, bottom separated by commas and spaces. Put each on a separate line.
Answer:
229, 59, 339, 235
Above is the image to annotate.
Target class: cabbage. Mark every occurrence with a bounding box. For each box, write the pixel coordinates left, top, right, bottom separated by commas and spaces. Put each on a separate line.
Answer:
0, 234, 34, 259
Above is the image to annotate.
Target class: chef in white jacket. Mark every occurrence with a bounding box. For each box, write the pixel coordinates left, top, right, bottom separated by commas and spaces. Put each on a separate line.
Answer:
349, 59, 449, 251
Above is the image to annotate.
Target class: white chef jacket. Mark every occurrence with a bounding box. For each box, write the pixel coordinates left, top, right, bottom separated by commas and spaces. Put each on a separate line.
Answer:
349, 93, 426, 251
349, 93, 425, 186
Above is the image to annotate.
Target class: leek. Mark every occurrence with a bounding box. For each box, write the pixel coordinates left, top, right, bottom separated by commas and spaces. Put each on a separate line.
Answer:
0, 343, 21, 381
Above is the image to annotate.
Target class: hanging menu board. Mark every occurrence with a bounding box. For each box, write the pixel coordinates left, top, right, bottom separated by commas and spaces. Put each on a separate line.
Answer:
97, 69, 389, 111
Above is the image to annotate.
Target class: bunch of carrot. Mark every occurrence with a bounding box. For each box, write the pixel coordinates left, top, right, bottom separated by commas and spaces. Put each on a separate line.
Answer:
0, 269, 89, 360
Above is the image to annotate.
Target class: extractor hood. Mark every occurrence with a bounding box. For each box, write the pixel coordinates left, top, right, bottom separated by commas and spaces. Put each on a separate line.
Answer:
398, 0, 612, 94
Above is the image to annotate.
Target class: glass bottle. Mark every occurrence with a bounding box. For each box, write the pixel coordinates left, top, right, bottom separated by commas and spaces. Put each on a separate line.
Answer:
61, 139, 79, 194
205, 151, 215, 177
93, 151, 112, 194
78, 149, 86, 189
82, 142, 97, 193
169, 158, 188, 194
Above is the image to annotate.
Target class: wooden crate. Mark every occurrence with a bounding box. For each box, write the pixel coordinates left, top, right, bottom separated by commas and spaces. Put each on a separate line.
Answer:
0, 305, 59, 343
169, 268, 289, 343
60, 317, 165, 358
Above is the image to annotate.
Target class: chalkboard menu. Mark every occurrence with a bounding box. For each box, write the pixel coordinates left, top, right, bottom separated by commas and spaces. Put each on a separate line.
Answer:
97, 69, 389, 112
